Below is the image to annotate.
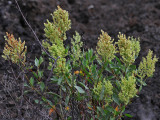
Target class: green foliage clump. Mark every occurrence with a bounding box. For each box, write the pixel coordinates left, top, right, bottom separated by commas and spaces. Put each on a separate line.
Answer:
2, 6, 158, 120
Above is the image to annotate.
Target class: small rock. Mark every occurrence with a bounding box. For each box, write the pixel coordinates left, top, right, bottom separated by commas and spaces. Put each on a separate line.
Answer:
8, 1, 12, 5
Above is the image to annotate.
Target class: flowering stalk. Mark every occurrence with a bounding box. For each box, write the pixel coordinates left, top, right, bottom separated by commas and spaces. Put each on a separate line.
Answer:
2, 32, 27, 65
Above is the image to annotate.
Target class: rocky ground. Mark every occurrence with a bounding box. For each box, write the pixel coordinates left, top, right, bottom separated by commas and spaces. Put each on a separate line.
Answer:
0, 0, 160, 119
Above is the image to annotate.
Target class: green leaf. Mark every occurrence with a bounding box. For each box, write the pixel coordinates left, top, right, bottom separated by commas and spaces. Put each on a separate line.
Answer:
32, 72, 38, 79
104, 61, 109, 68
82, 59, 88, 69
86, 52, 89, 60
113, 94, 120, 105
67, 116, 72, 120
91, 55, 96, 62
61, 85, 66, 92
77, 81, 89, 90
35, 57, 39, 67
129, 65, 136, 71
42, 96, 47, 102
24, 83, 29, 87
76, 92, 83, 101
58, 77, 63, 85
115, 80, 121, 90
30, 77, 34, 86
39, 82, 45, 92
97, 106, 105, 116
114, 68, 121, 75
95, 115, 100, 120
35, 99, 43, 104
100, 85, 105, 100
97, 58, 102, 66
121, 106, 125, 113
39, 56, 44, 65
42, 51, 47, 55
88, 49, 93, 61
115, 56, 122, 65
65, 95, 70, 105
74, 86, 85, 94
24, 90, 29, 94
47, 99, 53, 106
105, 66, 111, 73
106, 106, 114, 113
47, 92, 62, 98
91, 64, 97, 72
125, 113, 133, 118
82, 67, 89, 75
139, 85, 142, 92
114, 110, 120, 116
109, 63, 116, 69
142, 81, 147, 86
110, 117, 115, 120
35, 99, 39, 104
38, 70, 43, 78
107, 76, 115, 80
86, 103, 92, 108
51, 77, 59, 83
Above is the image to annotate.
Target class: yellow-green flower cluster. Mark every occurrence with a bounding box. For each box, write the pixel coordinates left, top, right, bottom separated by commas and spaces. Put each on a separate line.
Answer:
93, 81, 102, 96
93, 80, 113, 105
130, 36, 141, 58
44, 6, 71, 43
116, 33, 140, 65
48, 58, 67, 75
2, 33, 27, 65
70, 32, 83, 66
118, 75, 137, 105
96, 30, 116, 62
42, 6, 71, 76
138, 50, 158, 79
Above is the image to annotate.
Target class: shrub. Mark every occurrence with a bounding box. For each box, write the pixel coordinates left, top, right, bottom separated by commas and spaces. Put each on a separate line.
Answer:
2, 6, 158, 120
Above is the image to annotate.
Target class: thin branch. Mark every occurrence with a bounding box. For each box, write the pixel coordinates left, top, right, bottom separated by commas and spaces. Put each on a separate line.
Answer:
46, 56, 60, 82
14, 0, 59, 62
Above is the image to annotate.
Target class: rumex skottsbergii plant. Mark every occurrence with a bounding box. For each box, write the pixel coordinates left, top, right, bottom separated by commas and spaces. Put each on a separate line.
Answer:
2, 5, 158, 120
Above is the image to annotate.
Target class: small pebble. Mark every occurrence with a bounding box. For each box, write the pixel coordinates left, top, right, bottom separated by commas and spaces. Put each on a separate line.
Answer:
88, 5, 94, 10
8, 1, 12, 5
